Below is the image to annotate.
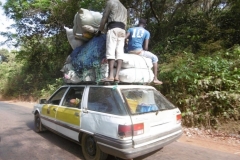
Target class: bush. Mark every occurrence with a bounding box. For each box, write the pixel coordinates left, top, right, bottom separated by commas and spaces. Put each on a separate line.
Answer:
0, 49, 64, 101
160, 45, 240, 128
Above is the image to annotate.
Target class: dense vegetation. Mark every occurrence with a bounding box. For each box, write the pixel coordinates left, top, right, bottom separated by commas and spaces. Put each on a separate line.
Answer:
159, 46, 240, 129
0, 0, 239, 131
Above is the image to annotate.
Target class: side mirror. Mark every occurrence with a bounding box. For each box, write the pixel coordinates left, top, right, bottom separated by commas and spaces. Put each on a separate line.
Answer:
39, 99, 47, 104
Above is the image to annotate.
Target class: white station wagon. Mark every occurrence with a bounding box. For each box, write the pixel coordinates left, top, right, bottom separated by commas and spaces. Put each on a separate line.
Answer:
32, 84, 182, 160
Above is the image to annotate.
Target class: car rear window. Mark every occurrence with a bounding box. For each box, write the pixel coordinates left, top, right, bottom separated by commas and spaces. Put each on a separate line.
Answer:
121, 89, 176, 115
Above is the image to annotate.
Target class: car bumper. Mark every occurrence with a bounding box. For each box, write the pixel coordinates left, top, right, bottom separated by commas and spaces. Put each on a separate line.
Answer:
95, 128, 183, 159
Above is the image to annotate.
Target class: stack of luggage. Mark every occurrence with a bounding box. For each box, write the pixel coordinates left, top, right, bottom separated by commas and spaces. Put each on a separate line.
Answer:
61, 8, 154, 84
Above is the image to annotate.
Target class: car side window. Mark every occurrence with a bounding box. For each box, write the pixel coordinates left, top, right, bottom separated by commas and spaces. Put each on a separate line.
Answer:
62, 87, 84, 108
48, 87, 68, 105
87, 87, 125, 115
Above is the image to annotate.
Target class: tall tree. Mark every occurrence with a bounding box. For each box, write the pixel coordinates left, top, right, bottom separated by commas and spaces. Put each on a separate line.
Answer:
1, 0, 106, 74
0, 0, 106, 96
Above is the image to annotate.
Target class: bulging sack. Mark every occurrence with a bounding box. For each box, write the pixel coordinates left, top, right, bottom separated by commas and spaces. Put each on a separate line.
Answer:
73, 8, 102, 41
61, 62, 95, 84
64, 26, 84, 49
119, 68, 154, 83
121, 54, 153, 69
79, 8, 102, 28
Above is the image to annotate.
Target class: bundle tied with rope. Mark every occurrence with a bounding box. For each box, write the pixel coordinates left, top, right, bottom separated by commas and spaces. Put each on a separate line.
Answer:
62, 34, 108, 84
117, 54, 154, 84
62, 8, 155, 84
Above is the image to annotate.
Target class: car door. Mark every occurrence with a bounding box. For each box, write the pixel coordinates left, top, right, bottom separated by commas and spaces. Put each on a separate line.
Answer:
55, 86, 85, 141
41, 87, 68, 131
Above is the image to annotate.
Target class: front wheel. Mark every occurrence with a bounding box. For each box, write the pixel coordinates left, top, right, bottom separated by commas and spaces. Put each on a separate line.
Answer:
34, 113, 44, 133
81, 133, 108, 160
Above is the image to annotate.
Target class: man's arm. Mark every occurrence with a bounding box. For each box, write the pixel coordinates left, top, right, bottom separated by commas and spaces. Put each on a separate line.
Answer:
125, 32, 130, 41
143, 39, 149, 51
99, 2, 111, 31
125, 32, 130, 39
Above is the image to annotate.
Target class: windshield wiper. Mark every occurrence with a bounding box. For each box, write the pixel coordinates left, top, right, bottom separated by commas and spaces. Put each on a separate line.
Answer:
158, 108, 168, 111
133, 108, 168, 115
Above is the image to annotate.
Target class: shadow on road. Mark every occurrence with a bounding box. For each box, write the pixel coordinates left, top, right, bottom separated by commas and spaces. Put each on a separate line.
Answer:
26, 121, 84, 159
26, 121, 121, 160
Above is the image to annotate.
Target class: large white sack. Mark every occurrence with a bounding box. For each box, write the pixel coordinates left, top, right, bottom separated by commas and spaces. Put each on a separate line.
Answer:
119, 68, 154, 83
73, 8, 102, 41
121, 54, 153, 69
64, 55, 72, 64
79, 9, 102, 28
64, 26, 84, 49
63, 70, 82, 84
60, 63, 74, 73
60, 60, 94, 83
60, 63, 81, 83
73, 13, 83, 39
63, 67, 96, 83
82, 25, 96, 33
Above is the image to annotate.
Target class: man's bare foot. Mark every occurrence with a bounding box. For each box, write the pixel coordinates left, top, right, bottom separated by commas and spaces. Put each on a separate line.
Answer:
114, 77, 119, 82
153, 80, 163, 85
101, 77, 114, 82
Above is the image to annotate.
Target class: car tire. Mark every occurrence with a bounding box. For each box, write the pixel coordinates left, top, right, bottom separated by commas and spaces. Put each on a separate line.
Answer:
34, 112, 44, 133
81, 133, 108, 160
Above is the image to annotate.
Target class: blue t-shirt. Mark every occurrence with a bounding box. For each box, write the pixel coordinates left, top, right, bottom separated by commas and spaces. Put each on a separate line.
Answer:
127, 27, 150, 51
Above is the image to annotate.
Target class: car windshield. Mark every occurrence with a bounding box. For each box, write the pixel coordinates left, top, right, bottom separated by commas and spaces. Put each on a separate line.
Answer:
121, 88, 176, 115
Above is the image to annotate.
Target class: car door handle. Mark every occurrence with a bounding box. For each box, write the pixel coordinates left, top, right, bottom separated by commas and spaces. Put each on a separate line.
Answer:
83, 109, 88, 113
53, 108, 56, 111
74, 112, 79, 116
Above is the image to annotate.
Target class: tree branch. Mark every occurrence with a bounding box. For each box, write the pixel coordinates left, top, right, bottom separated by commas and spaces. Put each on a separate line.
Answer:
148, 0, 161, 23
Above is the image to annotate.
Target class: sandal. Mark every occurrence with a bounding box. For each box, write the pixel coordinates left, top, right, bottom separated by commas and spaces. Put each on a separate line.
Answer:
101, 78, 114, 82
153, 80, 163, 85
114, 78, 119, 83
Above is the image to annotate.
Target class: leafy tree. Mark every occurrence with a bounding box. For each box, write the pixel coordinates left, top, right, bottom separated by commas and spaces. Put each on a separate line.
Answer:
215, 0, 240, 48
0, 0, 107, 99
120, 0, 240, 55
0, 49, 21, 97
0, 49, 9, 62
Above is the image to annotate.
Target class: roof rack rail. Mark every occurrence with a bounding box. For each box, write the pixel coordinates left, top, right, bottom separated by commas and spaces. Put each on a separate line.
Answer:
64, 81, 151, 85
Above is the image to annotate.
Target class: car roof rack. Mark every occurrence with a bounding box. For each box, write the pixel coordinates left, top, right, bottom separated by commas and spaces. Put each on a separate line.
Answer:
64, 81, 151, 86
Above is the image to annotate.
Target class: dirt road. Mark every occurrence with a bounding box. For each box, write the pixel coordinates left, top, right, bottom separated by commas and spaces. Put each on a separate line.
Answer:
0, 100, 239, 160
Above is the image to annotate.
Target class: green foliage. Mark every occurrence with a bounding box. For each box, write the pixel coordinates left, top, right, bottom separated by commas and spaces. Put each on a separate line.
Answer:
2, 34, 67, 100
160, 45, 240, 128
0, 50, 23, 98
0, 49, 10, 62
40, 78, 64, 99
216, 0, 240, 48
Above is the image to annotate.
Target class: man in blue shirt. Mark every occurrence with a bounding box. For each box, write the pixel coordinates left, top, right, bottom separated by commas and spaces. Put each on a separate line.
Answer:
126, 18, 163, 85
